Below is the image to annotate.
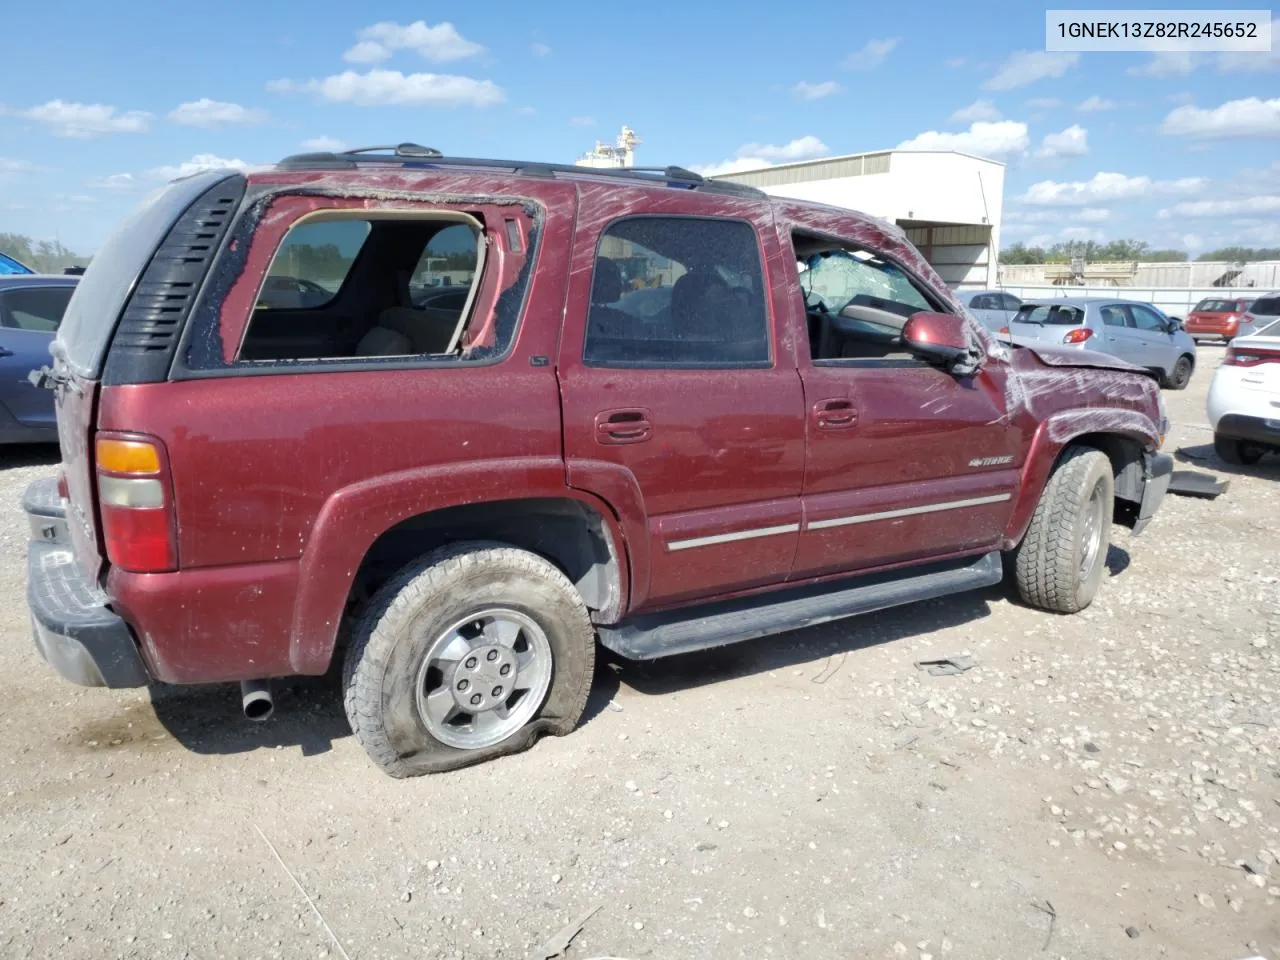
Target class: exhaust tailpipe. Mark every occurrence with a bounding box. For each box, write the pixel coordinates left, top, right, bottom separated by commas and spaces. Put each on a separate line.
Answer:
240, 679, 274, 722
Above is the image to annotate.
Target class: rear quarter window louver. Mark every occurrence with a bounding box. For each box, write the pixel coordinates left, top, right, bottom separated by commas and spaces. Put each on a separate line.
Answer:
103, 176, 247, 385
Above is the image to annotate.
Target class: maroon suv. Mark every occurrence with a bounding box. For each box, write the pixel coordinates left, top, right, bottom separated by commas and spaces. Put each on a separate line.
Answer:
24, 145, 1173, 777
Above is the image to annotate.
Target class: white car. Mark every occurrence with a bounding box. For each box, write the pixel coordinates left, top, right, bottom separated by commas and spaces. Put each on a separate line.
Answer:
1206, 319, 1280, 464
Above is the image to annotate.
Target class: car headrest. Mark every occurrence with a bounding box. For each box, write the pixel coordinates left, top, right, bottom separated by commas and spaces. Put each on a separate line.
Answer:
592, 258, 622, 305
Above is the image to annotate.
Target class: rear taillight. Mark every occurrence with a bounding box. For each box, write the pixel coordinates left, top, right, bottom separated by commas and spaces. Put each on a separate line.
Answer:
999, 325, 1010, 336
95, 434, 177, 573
1063, 328, 1094, 344
1225, 345, 1280, 367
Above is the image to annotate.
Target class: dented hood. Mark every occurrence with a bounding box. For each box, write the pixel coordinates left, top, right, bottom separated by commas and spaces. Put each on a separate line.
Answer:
1021, 342, 1157, 379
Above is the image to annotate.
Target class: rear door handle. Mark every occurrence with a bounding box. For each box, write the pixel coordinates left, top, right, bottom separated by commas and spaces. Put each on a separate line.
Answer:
595, 407, 653, 444
812, 398, 857, 430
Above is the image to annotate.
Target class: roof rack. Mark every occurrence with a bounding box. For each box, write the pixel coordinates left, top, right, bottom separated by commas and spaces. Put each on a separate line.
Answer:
274, 145, 765, 198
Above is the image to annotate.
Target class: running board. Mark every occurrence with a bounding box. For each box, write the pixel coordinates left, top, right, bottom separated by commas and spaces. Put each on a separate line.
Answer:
597, 551, 1003, 660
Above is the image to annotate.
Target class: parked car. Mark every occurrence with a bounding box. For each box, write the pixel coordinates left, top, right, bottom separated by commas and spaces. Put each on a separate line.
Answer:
1006, 297, 1198, 389
1234, 291, 1280, 342
0, 251, 34, 276
1184, 296, 1255, 343
956, 288, 1022, 332
23, 148, 1174, 778
1206, 318, 1280, 464
0, 275, 77, 442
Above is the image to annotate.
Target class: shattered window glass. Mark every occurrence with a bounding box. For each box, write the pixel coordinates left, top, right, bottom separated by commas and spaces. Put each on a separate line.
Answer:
801, 251, 930, 318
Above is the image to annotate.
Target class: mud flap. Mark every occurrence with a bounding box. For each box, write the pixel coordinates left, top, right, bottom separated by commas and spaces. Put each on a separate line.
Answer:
1132, 452, 1174, 535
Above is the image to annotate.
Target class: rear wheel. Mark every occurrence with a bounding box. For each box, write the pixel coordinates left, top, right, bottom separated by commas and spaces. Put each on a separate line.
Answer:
1214, 433, 1264, 466
1011, 446, 1113, 614
343, 542, 596, 778
1163, 354, 1194, 390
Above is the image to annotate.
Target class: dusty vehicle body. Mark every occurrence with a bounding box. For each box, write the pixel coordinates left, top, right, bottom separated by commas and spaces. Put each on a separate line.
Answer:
24, 148, 1173, 776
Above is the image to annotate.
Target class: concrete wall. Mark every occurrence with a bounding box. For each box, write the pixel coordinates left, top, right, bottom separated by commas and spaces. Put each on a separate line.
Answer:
1000, 260, 1280, 289
1000, 284, 1257, 318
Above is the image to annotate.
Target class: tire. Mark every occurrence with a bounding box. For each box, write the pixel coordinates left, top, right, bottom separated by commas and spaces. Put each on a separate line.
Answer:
1214, 433, 1263, 466
342, 542, 596, 778
1163, 354, 1194, 390
1011, 446, 1114, 614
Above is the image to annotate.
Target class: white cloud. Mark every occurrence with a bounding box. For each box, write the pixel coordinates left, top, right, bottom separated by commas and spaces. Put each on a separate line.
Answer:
897, 120, 1029, 158
1074, 207, 1112, 222
1059, 226, 1106, 242
696, 136, 830, 176
944, 57, 967, 69
1077, 96, 1117, 113
516, 106, 537, 117
1020, 171, 1206, 205
1158, 196, 1280, 219
1026, 97, 1063, 109
1167, 91, 1195, 105
168, 99, 267, 128
271, 70, 504, 108
21, 100, 151, 138
0, 157, 33, 174
569, 115, 595, 127
1161, 97, 1280, 139
983, 51, 1078, 91
301, 136, 347, 151
87, 172, 136, 190
342, 20, 484, 63
148, 154, 254, 181
949, 99, 1001, 123
531, 42, 551, 57
1217, 18, 1280, 72
792, 80, 842, 101
739, 136, 830, 162
1128, 52, 1200, 77
843, 37, 900, 71
1034, 124, 1089, 159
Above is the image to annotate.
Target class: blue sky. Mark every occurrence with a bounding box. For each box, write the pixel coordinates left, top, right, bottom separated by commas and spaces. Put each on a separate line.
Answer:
1, 1, 1277, 255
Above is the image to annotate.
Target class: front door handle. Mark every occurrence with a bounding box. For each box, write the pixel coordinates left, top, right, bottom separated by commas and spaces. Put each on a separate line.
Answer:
812, 398, 857, 430
595, 408, 653, 445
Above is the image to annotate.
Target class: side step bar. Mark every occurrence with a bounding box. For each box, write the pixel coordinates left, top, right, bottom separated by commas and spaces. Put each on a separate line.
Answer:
597, 551, 1003, 660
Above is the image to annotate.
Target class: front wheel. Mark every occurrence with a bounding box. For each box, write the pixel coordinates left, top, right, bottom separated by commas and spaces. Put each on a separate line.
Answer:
1214, 433, 1264, 466
1163, 354, 1194, 390
343, 542, 596, 778
1011, 446, 1114, 614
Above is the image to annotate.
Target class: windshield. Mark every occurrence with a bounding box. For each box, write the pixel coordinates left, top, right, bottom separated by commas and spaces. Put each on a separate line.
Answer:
800, 250, 931, 318
1015, 304, 1084, 325
1194, 298, 1240, 312
1251, 296, 1280, 316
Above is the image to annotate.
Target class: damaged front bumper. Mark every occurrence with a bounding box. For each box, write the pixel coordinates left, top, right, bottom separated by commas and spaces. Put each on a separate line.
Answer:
1132, 451, 1174, 536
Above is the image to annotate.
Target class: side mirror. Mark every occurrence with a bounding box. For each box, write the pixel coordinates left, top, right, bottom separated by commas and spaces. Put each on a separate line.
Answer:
902, 312, 983, 376
1166, 316, 1182, 332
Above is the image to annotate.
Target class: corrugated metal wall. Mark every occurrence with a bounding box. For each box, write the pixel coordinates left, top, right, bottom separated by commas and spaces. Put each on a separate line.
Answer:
999, 261, 1280, 288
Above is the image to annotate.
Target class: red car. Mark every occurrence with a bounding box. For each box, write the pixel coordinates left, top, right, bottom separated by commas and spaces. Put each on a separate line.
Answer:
1184, 296, 1254, 342
24, 146, 1174, 777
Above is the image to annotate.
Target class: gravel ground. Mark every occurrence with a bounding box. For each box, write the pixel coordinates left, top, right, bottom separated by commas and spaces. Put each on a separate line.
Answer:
0, 348, 1276, 960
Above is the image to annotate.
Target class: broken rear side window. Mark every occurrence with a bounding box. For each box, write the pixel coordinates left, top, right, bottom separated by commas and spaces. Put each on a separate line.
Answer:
237, 212, 488, 363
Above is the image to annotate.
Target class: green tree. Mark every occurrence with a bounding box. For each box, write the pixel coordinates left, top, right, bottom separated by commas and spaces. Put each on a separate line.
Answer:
1196, 246, 1280, 262
0, 233, 89, 274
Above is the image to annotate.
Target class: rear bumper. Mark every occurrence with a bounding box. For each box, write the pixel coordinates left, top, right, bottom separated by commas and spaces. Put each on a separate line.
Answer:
1216, 413, 1280, 448
23, 479, 149, 688
1132, 452, 1174, 536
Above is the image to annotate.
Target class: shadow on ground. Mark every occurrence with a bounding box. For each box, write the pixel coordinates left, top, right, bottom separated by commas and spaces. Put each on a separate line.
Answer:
0, 443, 60, 470
589, 586, 1002, 710
1176, 442, 1280, 477
149, 668, 350, 758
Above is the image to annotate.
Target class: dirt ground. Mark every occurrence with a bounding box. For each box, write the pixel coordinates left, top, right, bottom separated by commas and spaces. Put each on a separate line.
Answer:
0, 348, 1276, 960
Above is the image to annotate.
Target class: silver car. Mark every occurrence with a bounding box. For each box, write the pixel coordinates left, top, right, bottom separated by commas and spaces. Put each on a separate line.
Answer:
956, 288, 1023, 332
1006, 297, 1199, 390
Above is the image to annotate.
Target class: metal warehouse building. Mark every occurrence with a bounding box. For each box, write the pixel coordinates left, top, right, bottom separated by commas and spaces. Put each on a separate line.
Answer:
712, 150, 1005, 290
